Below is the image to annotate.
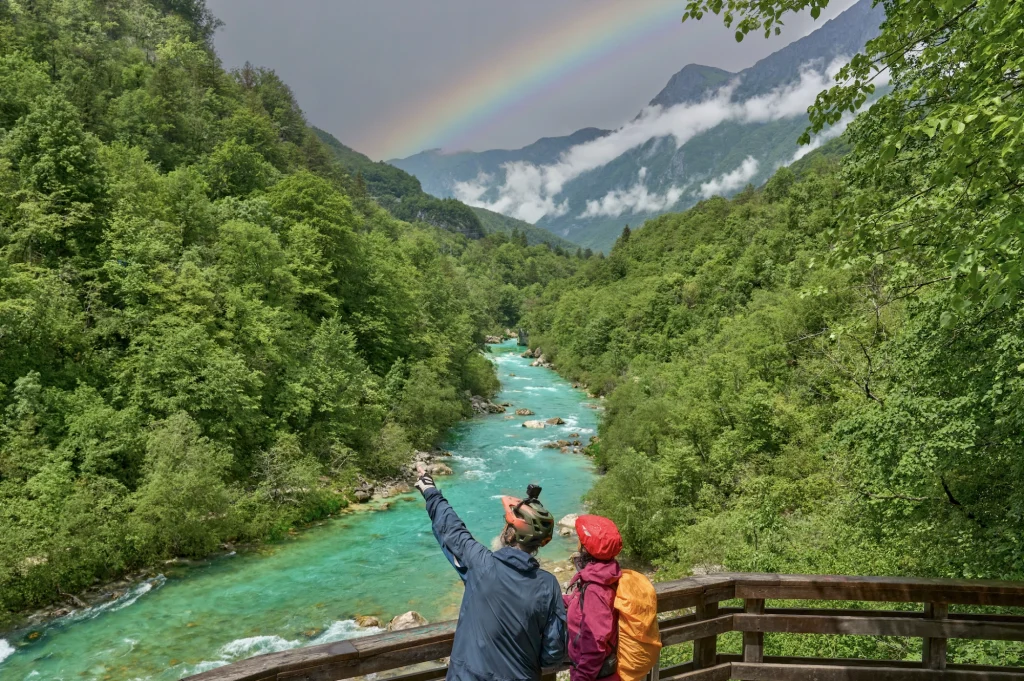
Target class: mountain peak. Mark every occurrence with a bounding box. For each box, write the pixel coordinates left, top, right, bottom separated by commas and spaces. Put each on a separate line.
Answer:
649, 64, 735, 108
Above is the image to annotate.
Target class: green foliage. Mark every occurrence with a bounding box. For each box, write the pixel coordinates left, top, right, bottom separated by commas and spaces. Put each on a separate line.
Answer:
469, 205, 577, 250
527, 159, 1024, 664
313, 127, 486, 239
683, 0, 1024, 312
0, 0, 580, 624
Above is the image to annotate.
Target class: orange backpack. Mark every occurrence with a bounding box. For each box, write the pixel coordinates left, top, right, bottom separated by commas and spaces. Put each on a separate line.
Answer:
613, 570, 662, 681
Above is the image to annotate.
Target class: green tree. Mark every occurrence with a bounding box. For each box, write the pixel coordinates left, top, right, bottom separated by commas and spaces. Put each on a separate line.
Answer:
130, 413, 234, 558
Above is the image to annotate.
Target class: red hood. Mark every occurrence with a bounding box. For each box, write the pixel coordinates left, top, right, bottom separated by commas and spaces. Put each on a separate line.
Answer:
571, 558, 621, 587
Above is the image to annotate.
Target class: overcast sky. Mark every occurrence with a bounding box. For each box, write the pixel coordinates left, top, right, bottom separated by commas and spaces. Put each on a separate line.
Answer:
207, 0, 858, 160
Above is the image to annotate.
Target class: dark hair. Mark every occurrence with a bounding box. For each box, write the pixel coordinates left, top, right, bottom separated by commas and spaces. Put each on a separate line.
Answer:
574, 546, 597, 569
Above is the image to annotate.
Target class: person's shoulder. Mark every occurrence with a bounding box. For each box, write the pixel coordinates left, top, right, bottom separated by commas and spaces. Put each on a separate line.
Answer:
539, 568, 563, 591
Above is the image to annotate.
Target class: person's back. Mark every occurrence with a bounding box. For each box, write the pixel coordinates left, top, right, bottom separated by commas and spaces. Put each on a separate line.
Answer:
416, 470, 566, 681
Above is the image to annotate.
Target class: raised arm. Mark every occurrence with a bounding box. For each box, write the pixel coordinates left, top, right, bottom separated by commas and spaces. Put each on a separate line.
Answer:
416, 469, 490, 570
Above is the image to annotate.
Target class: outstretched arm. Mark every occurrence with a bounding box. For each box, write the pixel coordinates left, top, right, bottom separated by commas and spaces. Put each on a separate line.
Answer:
417, 468, 490, 571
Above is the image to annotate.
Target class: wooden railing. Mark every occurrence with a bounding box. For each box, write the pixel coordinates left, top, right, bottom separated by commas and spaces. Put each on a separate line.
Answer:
188, 573, 1024, 681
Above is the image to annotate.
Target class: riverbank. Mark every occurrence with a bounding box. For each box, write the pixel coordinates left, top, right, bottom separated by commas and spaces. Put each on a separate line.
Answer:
0, 340, 600, 681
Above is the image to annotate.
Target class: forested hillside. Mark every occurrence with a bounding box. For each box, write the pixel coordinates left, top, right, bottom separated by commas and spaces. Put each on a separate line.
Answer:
526, 0, 1024, 663
0, 0, 581, 624
312, 127, 575, 250
312, 127, 486, 240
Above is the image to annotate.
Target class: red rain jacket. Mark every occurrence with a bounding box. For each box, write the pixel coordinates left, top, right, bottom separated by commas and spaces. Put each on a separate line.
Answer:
564, 559, 621, 681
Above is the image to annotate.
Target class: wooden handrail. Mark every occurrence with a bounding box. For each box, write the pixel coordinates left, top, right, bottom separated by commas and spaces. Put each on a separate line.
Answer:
188, 573, 1024, 681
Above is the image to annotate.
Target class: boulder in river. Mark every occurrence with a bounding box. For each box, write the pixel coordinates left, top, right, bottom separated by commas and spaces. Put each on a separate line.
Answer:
542, 442, 560, 449
485, 335, 503, 344
546, 417, 565, 425
353, 481, 374, 503
515, 408, 534, 416
522, 420, 546, 429
389, 611, 428, 631
470, 395, 505, 414
427, 462, 453, 476
356, 615, 382, 628
558, 514, 579, 535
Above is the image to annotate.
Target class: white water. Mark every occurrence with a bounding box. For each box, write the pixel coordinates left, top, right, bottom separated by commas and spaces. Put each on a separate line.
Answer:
0, 639, 14, 664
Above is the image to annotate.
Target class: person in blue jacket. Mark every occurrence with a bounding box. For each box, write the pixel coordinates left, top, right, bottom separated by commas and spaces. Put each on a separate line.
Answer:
415, 466, 567, 681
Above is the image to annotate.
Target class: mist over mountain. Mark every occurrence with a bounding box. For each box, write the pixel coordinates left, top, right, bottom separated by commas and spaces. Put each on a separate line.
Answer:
391, 0, 885, 251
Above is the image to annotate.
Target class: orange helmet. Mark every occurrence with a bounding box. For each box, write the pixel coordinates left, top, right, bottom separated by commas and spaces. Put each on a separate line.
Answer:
500, 495, 554, 548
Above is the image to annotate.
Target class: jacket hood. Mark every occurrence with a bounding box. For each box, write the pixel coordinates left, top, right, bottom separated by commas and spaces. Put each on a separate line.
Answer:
573, 558, 621, 587
493, 546, 540, 573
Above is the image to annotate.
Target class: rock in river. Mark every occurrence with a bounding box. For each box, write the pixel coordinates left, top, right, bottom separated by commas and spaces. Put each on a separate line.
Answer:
389, 611, 428, 631
546, 417, 565, 425
558, 514, 579, 536
522, 420, 546, 429
515, 408, 535, 416
356, 615, 382, 628
427, 462, 453, 476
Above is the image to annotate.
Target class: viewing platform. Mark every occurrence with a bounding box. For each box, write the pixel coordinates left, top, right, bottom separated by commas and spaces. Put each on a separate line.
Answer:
188, 573, 1024, 681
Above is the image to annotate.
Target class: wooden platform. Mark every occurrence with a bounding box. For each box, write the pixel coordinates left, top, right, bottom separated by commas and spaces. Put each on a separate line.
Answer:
187, 573, 1024, 681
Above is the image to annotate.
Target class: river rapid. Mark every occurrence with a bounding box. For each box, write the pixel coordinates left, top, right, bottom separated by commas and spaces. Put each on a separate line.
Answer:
0, 340, 599, 681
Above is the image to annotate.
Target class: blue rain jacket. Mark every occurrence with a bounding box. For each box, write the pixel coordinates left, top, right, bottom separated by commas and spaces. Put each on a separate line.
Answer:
424, 487, 567, 681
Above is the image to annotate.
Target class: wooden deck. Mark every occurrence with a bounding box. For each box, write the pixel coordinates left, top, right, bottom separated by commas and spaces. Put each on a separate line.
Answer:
187, 573, 1024, 681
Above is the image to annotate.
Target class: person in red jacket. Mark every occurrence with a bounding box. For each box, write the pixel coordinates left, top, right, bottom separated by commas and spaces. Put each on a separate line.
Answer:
564, 515, 624, 681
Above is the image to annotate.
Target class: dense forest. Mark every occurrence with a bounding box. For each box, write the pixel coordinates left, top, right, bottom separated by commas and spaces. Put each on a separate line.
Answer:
2, 0, 1022, 670
524, 0, 1024, 664
0, 0, 588, 624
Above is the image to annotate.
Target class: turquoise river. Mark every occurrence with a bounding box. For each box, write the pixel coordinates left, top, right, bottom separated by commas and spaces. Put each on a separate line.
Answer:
0, 341, 599, 681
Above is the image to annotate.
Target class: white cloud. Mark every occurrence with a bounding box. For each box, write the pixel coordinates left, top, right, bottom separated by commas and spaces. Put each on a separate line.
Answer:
699, 157, 760, 199
579, 167, 684, 218
461, 58, 850, 223
452, 171, 492, 204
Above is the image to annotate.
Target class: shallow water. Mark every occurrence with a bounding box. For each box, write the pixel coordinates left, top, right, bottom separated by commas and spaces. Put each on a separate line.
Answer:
0, 341, 599, 680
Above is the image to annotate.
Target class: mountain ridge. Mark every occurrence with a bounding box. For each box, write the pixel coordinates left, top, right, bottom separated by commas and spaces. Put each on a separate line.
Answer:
314, 127, 575, 249
391, 0, 885, 252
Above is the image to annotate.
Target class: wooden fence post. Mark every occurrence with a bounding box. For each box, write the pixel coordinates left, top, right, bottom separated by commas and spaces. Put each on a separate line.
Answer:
646, 656, 660, 681
693, 599, 719, 669
743, 598, 765, 663
922, 601, 948, 670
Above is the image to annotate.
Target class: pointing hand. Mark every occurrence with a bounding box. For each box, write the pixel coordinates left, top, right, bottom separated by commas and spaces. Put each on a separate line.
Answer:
414, 464, 435, 494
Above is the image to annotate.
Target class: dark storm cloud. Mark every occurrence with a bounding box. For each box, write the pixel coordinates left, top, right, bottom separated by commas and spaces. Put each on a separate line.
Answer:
206, 0, 859, 160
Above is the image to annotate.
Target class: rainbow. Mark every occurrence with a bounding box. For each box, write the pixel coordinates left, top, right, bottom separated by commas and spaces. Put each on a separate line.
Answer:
366, 1, 685, 161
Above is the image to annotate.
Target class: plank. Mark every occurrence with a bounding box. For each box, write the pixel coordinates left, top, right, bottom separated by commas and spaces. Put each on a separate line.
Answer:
351, 621, 457, 658
733, 613, 1024, 641
660, 607, 742, 631
671, 663, 732, 681
279, 640, 454, 681
717, 655, 922, 668
657, 661, 694, 680
187, 639, 360, 681
369, 664, 448, 681
656, 575, 735, 612
660, 614, 735, 646
731, 574, 1024, 607
721, 655, 1024, 675
730, 662, 1024, 680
